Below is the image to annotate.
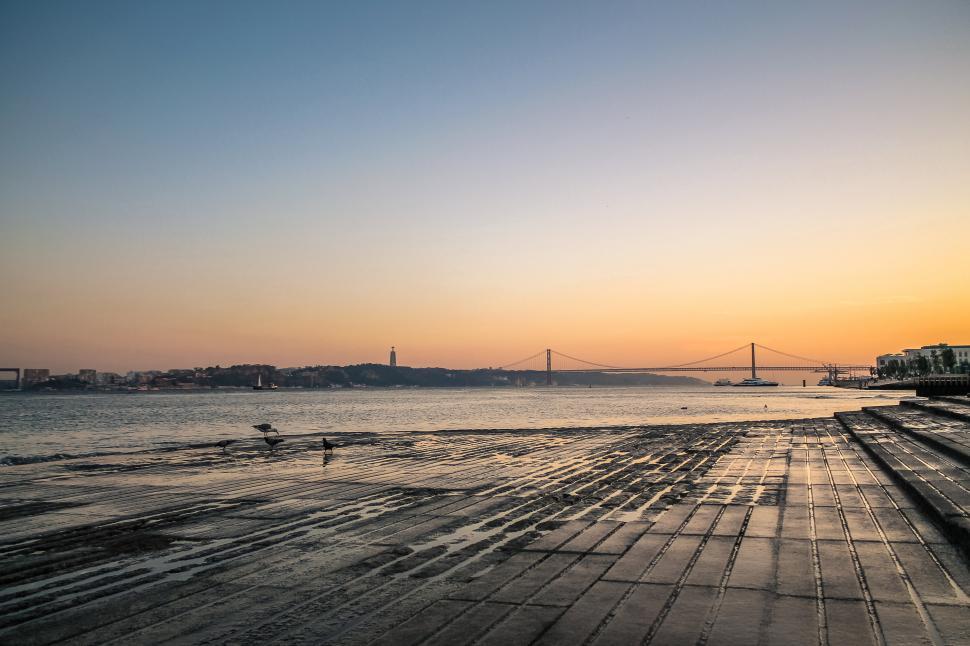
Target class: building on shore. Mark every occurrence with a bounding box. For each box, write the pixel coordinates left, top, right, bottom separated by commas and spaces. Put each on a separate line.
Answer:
876, 353, 906, 369
904, 343, 970, 366
78, 369, 97, 384
877, 343, 970, 374
96, 372, 124, 386
126, 370, 163, 384
22, 368, 50, 387
0, 369, 19, 389
389, 346, 397, 367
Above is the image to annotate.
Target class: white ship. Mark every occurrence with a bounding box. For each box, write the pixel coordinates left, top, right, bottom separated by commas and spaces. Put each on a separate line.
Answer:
713, 378, 733, 386
733, 377, 779, 387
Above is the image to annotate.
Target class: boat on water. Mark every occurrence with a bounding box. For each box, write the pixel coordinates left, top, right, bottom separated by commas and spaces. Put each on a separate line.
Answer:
252, 374, 278, 391
713, 378, 733, 386
817, 378, 834, 386
733, 377, 780, 387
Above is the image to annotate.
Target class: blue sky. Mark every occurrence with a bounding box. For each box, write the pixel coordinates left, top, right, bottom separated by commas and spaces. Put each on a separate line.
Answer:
2, 1, 968, 371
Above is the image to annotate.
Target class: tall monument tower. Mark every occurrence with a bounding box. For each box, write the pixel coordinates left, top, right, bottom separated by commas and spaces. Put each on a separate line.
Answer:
389, 346, 397, 367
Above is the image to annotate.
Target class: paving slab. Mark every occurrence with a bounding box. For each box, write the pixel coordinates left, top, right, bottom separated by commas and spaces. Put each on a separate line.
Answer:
590, 583, 673, 645
706, 587, 770, 645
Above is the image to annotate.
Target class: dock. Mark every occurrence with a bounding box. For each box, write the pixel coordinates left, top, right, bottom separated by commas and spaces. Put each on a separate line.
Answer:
3, 399, 970, 644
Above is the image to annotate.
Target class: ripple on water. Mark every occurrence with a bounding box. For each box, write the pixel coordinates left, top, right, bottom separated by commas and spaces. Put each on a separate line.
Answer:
0, 386, 912, 459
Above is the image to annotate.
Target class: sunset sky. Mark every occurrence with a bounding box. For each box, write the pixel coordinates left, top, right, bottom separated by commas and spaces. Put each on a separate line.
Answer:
2, 1, 968, 373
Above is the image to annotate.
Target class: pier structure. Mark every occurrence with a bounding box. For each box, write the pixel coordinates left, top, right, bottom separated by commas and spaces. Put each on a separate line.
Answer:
2, 398, 970, 643
0, 367, 20, 390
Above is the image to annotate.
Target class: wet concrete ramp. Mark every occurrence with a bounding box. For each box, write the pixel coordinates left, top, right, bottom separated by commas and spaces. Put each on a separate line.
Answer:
1, 414, 969, 644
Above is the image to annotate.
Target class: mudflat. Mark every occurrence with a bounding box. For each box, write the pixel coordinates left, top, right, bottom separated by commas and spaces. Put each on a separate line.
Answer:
2, 407, 970, 645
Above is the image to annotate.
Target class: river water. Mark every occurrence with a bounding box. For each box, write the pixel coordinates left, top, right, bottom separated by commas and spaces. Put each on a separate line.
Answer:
0, 386, 910, 463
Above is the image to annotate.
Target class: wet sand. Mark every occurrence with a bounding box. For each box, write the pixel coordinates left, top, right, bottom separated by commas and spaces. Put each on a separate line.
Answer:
2, 403, 970, 644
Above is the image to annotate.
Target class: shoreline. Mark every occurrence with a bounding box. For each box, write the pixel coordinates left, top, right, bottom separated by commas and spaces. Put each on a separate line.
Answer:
2, 383, 741, 394
0, 418, 825, 467
0, 387, 913, 462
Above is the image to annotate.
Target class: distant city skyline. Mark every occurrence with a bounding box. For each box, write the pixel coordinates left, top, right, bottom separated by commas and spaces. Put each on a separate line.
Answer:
8, 339, 968, 379
2, 2, 968, 373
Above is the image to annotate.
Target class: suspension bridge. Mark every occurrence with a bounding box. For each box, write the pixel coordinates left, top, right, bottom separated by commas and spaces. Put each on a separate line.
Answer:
495, 342, 874, 385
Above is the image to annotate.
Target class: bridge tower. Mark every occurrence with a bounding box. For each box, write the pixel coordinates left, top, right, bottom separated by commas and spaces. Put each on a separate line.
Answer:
750, 342, 756, 379
546, 349, 552, 386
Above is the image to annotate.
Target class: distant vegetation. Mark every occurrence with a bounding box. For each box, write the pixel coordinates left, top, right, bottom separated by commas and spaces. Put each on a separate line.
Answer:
189, 364, 708, 388
23, 363, 707, 390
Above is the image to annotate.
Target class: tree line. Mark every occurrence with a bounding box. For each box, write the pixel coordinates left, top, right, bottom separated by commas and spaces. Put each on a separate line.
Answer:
877, 347, 969, 380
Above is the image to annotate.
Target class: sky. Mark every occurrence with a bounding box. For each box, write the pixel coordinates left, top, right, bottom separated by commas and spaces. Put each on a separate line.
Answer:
1, 1, 968, 373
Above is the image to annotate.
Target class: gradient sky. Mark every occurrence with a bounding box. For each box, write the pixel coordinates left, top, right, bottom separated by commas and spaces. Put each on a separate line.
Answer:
1, 1, 968, 373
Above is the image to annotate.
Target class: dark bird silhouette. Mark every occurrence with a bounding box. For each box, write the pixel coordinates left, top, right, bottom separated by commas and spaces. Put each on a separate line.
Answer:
322, 438, 335, 453
253, 423, 279, 435
264, 436, 284, 450
216, 439, 234, 452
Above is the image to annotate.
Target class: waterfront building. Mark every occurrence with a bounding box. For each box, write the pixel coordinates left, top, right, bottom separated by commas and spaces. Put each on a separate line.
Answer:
904, 343, 970, 361
22, 368, 50, 387
0, 369, 19, 389
876, 353, 906, 370
389, 346, 397, 367
126, 370, 162, 384
78, 369, 97, 384
878, 343, 970, 373
96, 372, 123, 386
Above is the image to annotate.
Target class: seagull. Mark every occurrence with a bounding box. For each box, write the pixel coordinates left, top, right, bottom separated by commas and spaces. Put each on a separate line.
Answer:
216, 439, 234, 452
264, 436, 284, 450
322, 438, 335, 453
253, 423, 279, 435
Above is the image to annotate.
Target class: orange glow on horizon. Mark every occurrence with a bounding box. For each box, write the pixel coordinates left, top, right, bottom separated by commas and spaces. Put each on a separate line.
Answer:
2, 3, 968, 374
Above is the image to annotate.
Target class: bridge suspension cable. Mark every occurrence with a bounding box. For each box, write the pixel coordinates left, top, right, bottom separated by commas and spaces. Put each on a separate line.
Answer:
491, 342, 868, 375
549, 350, 629, 370
551, 343, 754, 371
496, 351, 544, 370
659, 343, 752, 368
753, 343, 828, 365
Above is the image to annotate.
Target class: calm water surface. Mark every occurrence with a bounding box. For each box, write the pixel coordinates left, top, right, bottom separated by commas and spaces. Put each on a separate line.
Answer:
0, 386, 911, 462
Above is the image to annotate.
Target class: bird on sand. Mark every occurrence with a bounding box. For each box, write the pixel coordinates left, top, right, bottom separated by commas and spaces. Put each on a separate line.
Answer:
264, 435, 284, 450
322, 438, 335, 453
253, 423, 279, 435
216, 439, 234, 452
